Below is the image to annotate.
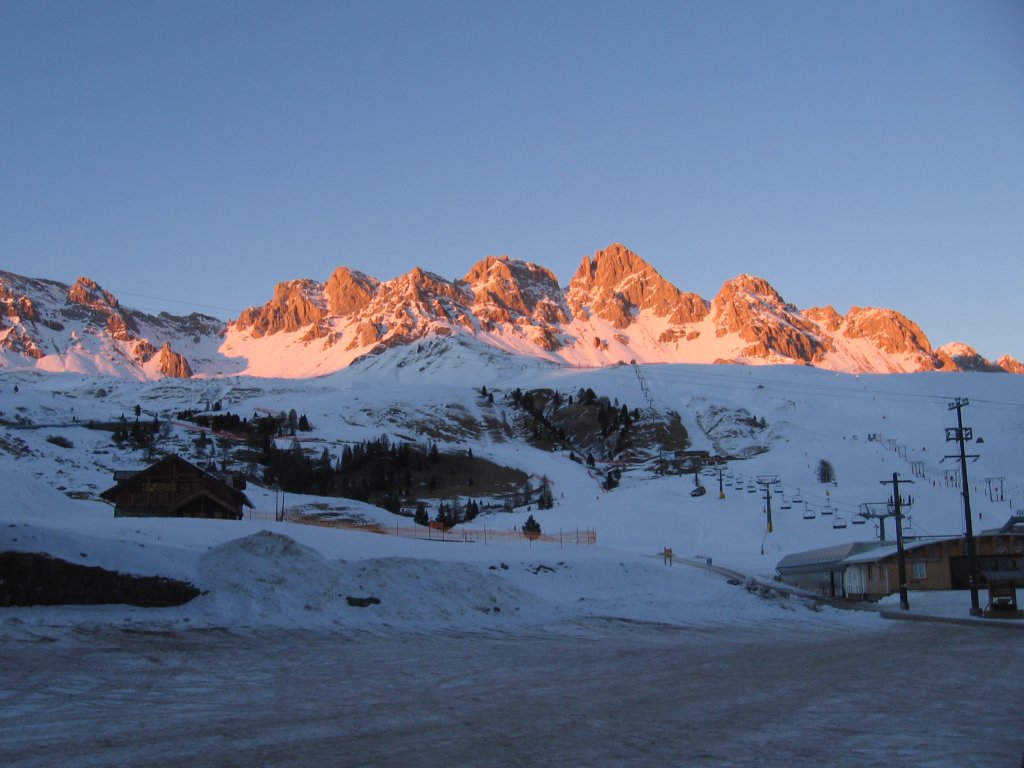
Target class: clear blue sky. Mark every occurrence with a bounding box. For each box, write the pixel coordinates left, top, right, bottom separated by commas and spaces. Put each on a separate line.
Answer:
2, 1, 1022, 360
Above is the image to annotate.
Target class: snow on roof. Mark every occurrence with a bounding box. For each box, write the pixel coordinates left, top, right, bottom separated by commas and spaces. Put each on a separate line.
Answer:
776, 541, 889, 573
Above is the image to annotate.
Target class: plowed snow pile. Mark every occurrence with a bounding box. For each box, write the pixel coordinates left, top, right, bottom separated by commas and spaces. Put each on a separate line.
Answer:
195, 530, 546, 631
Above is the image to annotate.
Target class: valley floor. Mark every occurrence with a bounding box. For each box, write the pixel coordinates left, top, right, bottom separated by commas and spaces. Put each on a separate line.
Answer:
1, 619, 1019, 768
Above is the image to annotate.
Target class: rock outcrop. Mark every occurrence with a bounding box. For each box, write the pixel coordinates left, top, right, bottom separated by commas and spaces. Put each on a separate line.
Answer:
157, 342, 193, 378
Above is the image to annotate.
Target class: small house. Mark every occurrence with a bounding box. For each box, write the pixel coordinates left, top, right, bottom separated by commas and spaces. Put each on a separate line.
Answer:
100, 454, 253, 520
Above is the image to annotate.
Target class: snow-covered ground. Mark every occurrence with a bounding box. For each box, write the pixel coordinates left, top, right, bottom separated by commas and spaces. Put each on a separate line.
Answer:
1, 354, 1023, 765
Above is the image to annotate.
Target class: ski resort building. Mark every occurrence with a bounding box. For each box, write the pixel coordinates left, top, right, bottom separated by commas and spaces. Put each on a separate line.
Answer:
100, 454, 253, 520
776, 518, 1024, 602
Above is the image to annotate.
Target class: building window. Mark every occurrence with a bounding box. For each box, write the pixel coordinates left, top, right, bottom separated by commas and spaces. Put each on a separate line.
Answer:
912, 562, 927, 580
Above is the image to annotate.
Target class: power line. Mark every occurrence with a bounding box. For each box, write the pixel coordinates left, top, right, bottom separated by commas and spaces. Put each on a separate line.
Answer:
108, 288, 245, 316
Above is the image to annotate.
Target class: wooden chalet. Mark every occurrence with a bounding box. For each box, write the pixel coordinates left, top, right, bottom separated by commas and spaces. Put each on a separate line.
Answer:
776, 517, 1024, 603
100, 454, 253, 520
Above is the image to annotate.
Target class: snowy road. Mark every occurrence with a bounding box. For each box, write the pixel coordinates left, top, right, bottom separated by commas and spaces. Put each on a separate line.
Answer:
2, 620, 1020, 767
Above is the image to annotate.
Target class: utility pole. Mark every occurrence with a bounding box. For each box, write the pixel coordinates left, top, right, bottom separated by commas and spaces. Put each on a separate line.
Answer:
945, 398, 981, 615
881, 473, 914, 610
757, 476, 778, 555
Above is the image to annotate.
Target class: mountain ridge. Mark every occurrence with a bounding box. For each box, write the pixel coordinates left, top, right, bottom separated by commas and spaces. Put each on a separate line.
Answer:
1, 245, 1019, 379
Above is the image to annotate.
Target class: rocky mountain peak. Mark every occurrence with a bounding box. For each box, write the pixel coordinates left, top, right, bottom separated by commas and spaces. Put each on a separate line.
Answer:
936, 342, 1004, 373
711, 275, 829, 363
997, 355, 1024, 374
324, 267, 379, 317
462, 255, 568, 327
803, 305, 843, 332
567, 243, 707, 328
235, 279, 328, 338
841, 307, 936, 364
64, 277, 139, 340
67, 277, 120, 310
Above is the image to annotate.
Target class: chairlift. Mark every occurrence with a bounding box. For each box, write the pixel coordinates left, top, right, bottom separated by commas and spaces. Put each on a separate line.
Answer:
793, 489, 803, 504
802, 503, 816, 520
832, 515, 848, 529
821, 505, 833, 516
781, 499, 792, 511
851, 515, 866, 525
747, 485, 757, 494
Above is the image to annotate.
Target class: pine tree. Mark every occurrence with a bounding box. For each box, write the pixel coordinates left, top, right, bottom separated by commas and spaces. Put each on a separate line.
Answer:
523, 514, 541, 535
538, 477, 554, 509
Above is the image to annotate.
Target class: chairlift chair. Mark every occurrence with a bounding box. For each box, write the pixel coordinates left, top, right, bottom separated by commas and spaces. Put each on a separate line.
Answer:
832, 515, 848, 529
802, 503, 816, 520
851, 515, 866, 525
821, 505, 833, 516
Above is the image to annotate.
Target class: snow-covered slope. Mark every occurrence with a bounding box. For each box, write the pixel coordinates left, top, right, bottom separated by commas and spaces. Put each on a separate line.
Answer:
1, 350, 1022, 638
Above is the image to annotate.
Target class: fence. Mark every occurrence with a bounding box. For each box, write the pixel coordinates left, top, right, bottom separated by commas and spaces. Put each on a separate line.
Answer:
259, 513, 596, 546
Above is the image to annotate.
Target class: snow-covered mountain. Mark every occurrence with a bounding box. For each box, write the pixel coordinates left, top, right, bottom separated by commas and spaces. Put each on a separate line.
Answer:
3, 244, 1021, 379
0, 272, 223, 378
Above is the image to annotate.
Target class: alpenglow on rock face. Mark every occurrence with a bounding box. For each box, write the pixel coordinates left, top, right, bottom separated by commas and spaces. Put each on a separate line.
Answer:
0, 244, 1018, 379
567, 243, 708, 328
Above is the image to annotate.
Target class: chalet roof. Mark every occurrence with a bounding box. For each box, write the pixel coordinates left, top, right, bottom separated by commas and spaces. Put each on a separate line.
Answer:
776, 541, 889, 575
100, 454, 253, 508
980, 516, 1024, 535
